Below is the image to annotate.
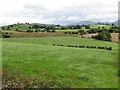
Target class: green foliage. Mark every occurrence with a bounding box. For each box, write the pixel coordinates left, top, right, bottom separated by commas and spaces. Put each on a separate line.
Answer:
87, 28, 98, 33
78, 30, 86, 37
26, 29, 33, 32
90, 24, 112, 29
2, 34, 10, 38
84, 25, 90, 29
2, 26, 5, 30
51, 29, 56, 32
93, 31, 111, 41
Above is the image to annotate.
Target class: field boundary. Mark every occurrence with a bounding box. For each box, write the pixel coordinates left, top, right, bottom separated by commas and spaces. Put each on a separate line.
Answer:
53, 44, 112, 51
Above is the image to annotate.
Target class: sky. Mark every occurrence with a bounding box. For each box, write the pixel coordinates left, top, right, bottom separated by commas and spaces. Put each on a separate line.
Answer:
0, 0, 119, 26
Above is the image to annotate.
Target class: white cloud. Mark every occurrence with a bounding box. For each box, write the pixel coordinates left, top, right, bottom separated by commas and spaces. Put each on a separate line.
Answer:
0, 0, 119, 26
66, 16, 80, 21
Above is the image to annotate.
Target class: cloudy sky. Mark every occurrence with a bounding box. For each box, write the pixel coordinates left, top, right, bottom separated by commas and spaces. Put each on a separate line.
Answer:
0, 0, 119, 26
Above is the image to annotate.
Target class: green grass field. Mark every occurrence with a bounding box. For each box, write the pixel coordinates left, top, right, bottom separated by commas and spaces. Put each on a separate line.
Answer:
2, 36, 118, 88
90, 24, 112, 29
56, 29, 79, 32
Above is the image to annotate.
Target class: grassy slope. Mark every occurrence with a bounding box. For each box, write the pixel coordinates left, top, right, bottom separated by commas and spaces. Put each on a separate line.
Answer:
90, 24, 112, 29
56, 29, 79, 32
2, 36, 118, 88
4, 24, 31, 31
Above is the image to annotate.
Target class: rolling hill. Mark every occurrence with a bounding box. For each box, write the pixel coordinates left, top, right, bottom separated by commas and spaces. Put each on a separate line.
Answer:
68, 20, 118, 26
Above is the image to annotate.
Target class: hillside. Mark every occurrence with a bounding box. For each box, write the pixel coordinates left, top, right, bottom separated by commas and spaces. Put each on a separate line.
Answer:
90, 24, 112, 29
2, 23, 32, 31
113, 20, 120, 26
69, 21, 96, 25
68, 21, 115, 26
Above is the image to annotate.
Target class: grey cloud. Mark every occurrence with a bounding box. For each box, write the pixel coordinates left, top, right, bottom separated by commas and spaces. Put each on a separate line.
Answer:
24, 3, 47, 10
3, 3, 117, 25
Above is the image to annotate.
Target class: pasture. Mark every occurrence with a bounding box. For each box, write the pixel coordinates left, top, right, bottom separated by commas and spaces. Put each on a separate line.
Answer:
90, 24, 112, 29
2, 36, 118, 88
56, 29, 79, 32
4, 23, 31, 31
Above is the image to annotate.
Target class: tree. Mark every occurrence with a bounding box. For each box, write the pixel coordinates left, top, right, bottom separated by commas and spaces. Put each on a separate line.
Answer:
78, 30, 86, 37
76, 25, 81, 29
10, 25, 13, 28
50, 26, 55, 31
108, 28, 114, 33
112, 23, 115, 26
85, 25, 90, 29
29, 26, 32, 29
98, 26, 100, 29
87, 28, 97, 33
45, 26, 51, 32
93, 31, 111, 41
7, 26, 10, 30
2, 26, 5, 30
51, 29, 56, 32
32, 25, 40, 29
15, 28, 19, 31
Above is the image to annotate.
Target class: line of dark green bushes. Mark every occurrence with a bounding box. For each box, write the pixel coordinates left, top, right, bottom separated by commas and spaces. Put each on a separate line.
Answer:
53, 44, 112, 50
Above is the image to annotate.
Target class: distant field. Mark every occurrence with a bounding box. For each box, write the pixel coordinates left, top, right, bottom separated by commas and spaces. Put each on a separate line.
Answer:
2, 30, 22, 33
90, 24, 112, 29
56, 29, 79, 32
2, 36, 118, 88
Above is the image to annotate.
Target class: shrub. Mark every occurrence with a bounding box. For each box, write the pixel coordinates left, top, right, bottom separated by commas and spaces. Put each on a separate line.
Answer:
86, 46, 90, 48
64, 32, 67, 34
5, 32, 9, 34
79, 46, 82, 48
72, 32, 75, 34
53, 44, 56, 46
26, 30, 33, 32
15, 28, 19, 31
52, 30, 56, 32
106, 47, 112, 50
68, 32, 71, 34
3, 34, 10, 38
75, 45, 78, 47
87, 28, 97, 33
78, 30, 86, 38
93, 31, 111, 41
35, 30, 38, 32
91, 46, 96, 48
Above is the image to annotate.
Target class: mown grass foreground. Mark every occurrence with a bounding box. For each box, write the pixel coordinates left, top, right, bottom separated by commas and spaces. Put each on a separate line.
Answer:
2, 36, 118, 88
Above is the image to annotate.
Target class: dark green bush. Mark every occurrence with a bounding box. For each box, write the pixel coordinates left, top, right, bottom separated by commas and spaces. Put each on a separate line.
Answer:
93, 31, 111, 41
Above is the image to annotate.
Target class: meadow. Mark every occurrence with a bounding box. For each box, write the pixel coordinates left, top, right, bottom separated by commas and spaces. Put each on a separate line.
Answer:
90, 24, 112, 29
56, 29, 79, 32
2, 36, 118, 88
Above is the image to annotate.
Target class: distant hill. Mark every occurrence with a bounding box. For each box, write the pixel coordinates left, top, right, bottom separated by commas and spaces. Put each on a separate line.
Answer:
113, 20, 120, 26
1, 23, 32, 31
68, 20, 119, 26
68, 21, 96, 25
31, 23, 56, 26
